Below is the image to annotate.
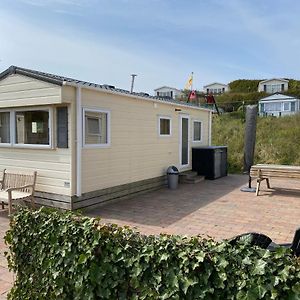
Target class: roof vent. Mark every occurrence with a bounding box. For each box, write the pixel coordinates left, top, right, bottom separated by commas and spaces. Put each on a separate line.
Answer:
102, 84, 115, 89
137, 92, 149, 97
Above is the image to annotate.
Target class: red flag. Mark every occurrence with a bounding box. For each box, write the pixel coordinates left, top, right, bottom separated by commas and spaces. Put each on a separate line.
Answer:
189, 90, 197, 100
206, 94, 215, 104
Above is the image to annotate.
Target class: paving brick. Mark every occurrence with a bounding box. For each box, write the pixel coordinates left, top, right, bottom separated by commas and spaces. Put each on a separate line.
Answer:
86, 174, 300, 244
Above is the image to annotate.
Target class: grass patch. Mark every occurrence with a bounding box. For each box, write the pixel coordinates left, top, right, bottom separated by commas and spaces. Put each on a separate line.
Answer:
212, 113, 300, 173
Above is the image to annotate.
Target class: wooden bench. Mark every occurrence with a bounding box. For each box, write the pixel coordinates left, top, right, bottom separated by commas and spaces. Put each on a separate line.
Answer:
250, 164, 300, 196
0, 169, 37, 215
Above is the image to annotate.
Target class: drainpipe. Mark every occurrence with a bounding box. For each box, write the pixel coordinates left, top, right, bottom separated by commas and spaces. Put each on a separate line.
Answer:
76, 86, 82, 197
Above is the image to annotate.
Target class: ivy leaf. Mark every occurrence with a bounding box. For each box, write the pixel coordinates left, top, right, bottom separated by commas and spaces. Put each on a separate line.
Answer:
242, 257, 252, 265
252, 259, 267, 275
159, 253, 169, 262
252, 284, 268, 299
78, 254, 87, 265
278, 265, 291, 282
181, 278, 198, 294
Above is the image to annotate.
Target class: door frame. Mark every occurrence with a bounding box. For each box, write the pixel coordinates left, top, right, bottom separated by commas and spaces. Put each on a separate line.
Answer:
179, 114, 190, 169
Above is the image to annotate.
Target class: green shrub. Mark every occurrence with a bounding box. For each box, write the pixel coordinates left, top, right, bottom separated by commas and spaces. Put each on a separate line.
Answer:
5, 208, 300, 299
229, 79, 262, 93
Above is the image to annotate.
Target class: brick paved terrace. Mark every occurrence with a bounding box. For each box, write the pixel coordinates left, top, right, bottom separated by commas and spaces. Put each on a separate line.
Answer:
86, 174, 300, 243
0, 174, 299, 298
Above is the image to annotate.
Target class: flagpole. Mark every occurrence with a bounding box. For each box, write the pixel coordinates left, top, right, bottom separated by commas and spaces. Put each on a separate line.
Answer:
191, 72, 193, 91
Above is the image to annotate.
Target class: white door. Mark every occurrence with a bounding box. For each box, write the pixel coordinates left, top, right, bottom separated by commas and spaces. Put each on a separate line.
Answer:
179, 115, 189, 167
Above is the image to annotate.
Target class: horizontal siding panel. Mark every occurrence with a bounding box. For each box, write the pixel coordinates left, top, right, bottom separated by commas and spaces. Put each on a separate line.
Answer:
81, 149, 177, 160
82, 167, 167, 177
0, 165, 69, 181
81, 159, 176, 172
0, 82, 59, 93
35, 184, 71, 195
36, 177, 70, 187
0, 96, 61, 107
0, 87, 60, 101
0, 75, 33, 85
0, 158, 69, 171
0, 150, 70, 163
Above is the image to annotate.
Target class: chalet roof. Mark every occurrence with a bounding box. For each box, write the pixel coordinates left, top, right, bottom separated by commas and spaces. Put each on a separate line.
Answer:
0, 66, 210, 111
203, 82, 228, 88
259, 78, 289, 84
259, 93, 298, 102
154, 86, 181, 92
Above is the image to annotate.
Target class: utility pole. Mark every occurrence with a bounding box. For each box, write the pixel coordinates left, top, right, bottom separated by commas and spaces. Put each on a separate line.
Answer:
130, 74, 137, 93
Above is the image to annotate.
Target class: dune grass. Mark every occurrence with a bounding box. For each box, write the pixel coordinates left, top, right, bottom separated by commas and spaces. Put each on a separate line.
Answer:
212, 113, 300, 173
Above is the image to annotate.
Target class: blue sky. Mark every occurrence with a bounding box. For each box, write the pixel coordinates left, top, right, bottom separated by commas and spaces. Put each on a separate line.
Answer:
1, 0, 300, 93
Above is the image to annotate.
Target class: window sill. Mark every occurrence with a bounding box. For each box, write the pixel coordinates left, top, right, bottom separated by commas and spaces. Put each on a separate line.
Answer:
83, 144, 111, 149
159, 134, 172, 137
0, 144, 55, 150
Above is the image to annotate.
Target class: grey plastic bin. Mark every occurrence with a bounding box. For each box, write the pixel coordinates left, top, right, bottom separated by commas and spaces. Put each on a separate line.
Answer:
167, 166, 179, 189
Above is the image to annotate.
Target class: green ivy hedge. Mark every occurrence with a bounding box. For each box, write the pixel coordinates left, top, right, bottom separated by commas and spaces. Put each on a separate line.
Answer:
5, 208, 300, 299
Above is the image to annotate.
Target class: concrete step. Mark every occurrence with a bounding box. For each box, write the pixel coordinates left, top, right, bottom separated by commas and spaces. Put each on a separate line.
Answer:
179, 171, 198, 179
179, 171, 205, 184
181, 176, 205, 184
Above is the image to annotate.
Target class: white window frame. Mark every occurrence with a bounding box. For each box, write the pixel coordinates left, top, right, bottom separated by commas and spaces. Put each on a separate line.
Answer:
83, 108, 111, 148
0, 107, 53, 149
192, 120, 202, 142
158, 116, 172, 137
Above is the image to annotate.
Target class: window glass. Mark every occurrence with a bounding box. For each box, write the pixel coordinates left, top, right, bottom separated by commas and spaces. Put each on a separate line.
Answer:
15, 110, 49, 145
193, 121, 202, 141
283, 102, 290, 111
85, 110, 108, 144
159, 118, 171, 135
264, 103, 281, 111
56, 107, 68, 148
0, 112, 10, 143
266, 84, 281, 93
291, 102, 296, 112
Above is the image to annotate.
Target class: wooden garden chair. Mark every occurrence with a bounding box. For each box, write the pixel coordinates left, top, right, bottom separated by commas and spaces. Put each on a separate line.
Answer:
0, 169, 37, 215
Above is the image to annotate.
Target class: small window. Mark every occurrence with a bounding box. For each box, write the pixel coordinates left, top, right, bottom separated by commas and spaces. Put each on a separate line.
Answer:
0, 112, 10, 144
193, 121, 202, 142
283, 102, 290, 111
15, 110, 50, 145
84, 109, 110, 146
159, 117, 171, 136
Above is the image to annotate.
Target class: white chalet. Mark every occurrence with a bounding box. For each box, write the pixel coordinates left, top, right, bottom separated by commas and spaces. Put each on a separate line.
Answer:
203, 83, 229, 94
258, 78, 289, 93
154, 86, 182, 100
259, 93, 300, 117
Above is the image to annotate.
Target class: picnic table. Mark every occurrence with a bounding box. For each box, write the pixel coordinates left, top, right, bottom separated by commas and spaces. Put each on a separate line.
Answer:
250, 164, 300, 196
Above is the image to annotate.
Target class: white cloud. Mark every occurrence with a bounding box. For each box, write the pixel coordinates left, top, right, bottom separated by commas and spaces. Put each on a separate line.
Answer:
0, 9, 203, 92
2, 1, 239, 92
